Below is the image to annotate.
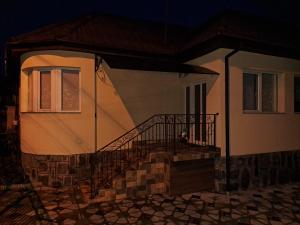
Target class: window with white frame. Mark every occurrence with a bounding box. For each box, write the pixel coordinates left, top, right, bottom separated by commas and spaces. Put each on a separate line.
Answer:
243, 72, 278, 112
295, 76, 300, 112
26, 68, 80, 112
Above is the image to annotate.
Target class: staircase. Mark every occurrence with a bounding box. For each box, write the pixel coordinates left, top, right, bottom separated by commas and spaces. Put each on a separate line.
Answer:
90, 114, 218, 198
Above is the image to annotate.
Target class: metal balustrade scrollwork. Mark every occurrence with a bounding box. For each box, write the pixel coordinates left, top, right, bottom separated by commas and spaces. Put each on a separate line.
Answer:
90, 113, 218, 197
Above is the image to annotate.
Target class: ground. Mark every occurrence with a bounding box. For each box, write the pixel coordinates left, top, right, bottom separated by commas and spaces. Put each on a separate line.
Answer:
0, 183, 300, 225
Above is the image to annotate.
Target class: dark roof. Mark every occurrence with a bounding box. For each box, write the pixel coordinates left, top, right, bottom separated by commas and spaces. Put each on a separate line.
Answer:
7, 11, 300, 64
179, 11, 300, 60
8, 14, 190, 59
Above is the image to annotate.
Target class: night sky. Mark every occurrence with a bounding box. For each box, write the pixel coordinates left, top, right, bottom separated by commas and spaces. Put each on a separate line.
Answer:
0, 0, 300, 78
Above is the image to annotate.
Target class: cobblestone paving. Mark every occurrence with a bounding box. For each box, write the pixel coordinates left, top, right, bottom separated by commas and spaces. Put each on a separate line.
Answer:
0, 188, 51, 225
1, 183, 300, 224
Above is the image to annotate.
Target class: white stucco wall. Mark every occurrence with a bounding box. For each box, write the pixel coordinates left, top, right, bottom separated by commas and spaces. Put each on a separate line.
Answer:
187, 49, 228, 156
20, 51, 95, 155
229, 51, 300, 155
190, 48, 300, 156
20, 50, 210, 155
19, 49, 300, 157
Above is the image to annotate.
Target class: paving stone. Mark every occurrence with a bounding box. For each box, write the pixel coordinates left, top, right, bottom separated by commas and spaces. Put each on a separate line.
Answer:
3, 182, 300, 224
89, 214, 104, 224
141, 206, 155, 214
63, 218, 76, 225
117, 217, 127, 224
60, 208, 73, 214
163, 209, 173, 216
151, 215, 162, 222
201, 221, 214, 225
202, 214, 215, 222
105, 215, 118, 223
127, 217, 138, 223
250, 218, 264, 225
270, 220, 283, 225
86, 207, 98, 214
66, 204, 78, 210
153, 222, 164, 225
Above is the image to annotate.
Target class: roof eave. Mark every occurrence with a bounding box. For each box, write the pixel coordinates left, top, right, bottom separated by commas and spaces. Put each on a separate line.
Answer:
178, 35, 300, 62
102, 54, 218, 75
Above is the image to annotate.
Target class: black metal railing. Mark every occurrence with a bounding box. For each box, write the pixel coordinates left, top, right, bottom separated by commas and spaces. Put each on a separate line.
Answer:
90, 113, 217, 197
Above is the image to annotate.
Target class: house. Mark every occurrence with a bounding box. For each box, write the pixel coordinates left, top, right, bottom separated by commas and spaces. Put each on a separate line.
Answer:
5, 11, 300, 199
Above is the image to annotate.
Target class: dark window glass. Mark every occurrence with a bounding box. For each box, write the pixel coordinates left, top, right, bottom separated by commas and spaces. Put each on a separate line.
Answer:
40, 71, 51, 110
243, 73, 257, 110
262, 73, 277, 112
295, 77, 300, 112
61, 70, 79, 111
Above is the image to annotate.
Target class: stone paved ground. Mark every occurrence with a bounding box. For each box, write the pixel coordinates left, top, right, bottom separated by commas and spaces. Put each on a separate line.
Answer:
1, 183, 300, 225
0, 188, 50, 225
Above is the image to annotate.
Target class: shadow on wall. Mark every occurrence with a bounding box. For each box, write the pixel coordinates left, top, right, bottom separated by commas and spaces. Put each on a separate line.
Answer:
100, 62, 184, 127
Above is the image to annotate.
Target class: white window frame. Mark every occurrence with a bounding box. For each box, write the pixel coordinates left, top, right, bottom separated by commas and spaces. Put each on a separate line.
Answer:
27, 67, 81, 113
243, 70, 278, 113
295, 74, 300, 113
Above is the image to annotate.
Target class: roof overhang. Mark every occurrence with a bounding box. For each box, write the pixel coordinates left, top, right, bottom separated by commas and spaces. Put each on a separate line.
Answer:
178, 35, 300, 62
102, 54, 218, 75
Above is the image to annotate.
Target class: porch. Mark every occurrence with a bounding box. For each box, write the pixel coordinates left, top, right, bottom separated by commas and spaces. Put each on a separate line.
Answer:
91, 113, 220, 199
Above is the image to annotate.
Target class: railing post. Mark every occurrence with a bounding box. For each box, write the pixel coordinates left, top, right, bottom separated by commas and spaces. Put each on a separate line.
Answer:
90, 154, 94, 199
213, 114, 216, 149
164, 115, 168, 150
173, 114, 176, 155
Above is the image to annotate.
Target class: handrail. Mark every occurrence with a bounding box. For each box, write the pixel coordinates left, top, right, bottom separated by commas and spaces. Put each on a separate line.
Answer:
98, 113, 218, 152
98, 114, 157, 151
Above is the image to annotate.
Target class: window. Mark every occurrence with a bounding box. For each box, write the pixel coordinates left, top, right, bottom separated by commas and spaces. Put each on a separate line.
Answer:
26, 68, 80, 112
295, 76, 300, 112
261, 73, 277, 112
243, 72, 278, 112
40, 71, 52, 110
61, 70, 80, 111
243, 73, 257, 110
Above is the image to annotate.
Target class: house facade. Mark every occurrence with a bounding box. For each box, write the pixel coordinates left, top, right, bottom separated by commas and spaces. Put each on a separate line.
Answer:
6, 12, 300, 198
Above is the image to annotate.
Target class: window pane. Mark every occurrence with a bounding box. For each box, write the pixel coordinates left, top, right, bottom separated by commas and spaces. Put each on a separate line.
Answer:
28, 71, 33, 111
40, 71, 51, 110
62, 70, 79, 111
243, 73, 257, 110
262, 73, 277, 112
295, 77, 300, 112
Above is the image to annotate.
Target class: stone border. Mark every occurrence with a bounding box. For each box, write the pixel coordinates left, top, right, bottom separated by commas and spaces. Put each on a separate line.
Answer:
21, 152, 92, 186
0, 183, 32, 191
215, 149, 300, 192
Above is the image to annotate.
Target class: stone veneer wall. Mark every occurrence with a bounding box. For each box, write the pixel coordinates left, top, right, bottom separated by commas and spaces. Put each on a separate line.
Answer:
96, 151, 171, 202
215, 149, 300, 192
22, 149, 219, 202
22, 152, 92, 186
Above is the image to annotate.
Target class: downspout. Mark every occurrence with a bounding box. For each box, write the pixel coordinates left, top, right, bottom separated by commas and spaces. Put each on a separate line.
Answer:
90, 55, 101, 198
94, 56, 102, 153
94, 55, 103, 152
224, 49, 238, 192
